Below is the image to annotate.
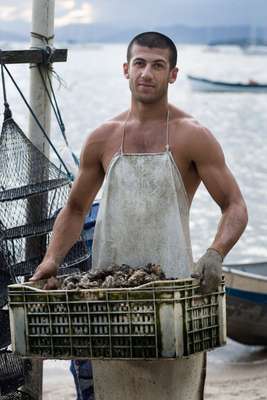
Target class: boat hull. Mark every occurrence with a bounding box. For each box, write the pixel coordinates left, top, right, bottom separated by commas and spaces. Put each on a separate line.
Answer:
226, 287, 267, 345
187, 75, 267, 93
223, 263, 267, 346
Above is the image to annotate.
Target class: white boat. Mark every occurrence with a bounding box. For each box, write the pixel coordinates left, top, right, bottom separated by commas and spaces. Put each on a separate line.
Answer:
223, 262, 267, 345
187, 75, 267, 93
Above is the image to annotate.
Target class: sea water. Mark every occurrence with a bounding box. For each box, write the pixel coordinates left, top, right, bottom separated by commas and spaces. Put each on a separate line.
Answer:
1, 43, 267, 264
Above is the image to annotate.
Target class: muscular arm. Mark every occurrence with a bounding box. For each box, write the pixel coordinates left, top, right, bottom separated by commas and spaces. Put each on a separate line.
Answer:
191, 127, 248, 258
31, 130, 105, 281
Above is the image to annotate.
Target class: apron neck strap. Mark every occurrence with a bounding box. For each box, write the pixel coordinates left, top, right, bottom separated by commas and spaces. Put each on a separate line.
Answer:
120, 111, 130, 155
166, 109, 170, 151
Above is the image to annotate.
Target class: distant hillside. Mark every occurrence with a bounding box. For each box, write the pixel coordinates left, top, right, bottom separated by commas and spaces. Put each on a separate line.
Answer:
54, 24, 138, 43
0, 22, 266, 45
54, 23, 267, 44
0, 30, 27, 42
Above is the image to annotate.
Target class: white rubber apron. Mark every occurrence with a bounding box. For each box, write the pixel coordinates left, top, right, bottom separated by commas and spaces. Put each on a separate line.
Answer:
92, 114, 206, 400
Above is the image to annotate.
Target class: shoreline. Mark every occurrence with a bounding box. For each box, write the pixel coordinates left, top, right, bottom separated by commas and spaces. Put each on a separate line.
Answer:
205, 357, 267, 400
43, 340, 267, 399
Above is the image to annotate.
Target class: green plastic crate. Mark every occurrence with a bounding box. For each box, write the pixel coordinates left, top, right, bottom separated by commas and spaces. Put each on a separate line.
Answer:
8, 278, 226, 360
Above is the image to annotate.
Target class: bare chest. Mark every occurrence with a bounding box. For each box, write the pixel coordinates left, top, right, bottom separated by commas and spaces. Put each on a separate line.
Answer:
102, 125, 168, 171
100, 126, 200, 203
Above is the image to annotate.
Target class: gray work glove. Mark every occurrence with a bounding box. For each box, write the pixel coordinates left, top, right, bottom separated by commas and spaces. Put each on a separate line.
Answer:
191, 248, 223, 294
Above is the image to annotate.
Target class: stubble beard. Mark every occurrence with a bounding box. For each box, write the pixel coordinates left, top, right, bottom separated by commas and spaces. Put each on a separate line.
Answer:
129, 80, 168, 105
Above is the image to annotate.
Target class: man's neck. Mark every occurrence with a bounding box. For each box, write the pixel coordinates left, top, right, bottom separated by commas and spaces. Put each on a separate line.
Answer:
130, 99, 169, 123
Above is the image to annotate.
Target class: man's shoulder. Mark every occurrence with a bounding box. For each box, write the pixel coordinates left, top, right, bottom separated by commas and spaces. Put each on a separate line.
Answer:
169, 105, 221, 162
86, 111, 128, 143
170, 105, 210, 140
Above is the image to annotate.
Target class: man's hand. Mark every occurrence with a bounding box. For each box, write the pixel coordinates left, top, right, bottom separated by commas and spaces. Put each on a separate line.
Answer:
30, 259, 60, 290
191, 248, 223, 294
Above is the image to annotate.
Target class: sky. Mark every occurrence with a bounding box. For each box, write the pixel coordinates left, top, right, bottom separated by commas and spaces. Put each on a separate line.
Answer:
0, 0, 267, 30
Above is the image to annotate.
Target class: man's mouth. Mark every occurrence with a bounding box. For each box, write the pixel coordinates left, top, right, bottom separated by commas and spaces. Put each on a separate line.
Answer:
137, 83, 155, 88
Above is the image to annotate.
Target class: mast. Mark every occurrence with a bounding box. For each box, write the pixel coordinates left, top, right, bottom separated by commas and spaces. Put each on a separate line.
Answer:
23, 1, 55, 398
28, 0, 55, 153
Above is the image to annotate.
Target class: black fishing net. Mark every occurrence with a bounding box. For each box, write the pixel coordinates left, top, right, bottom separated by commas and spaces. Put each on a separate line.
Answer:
0, 118, 70, 201
0, 391, 32, 400
0, 114, 90, 281
0, 310, 10, 349
0, 270, 12, 308
1, 233, 90, 280
0, 244, 12, 307
0, 63, 94, 399
1, 186, 69, 235
0, 350, 25, 395
0, 117, 71, 240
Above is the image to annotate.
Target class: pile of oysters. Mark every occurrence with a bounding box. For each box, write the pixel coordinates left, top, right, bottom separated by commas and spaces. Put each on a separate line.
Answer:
61, 263, 166, 290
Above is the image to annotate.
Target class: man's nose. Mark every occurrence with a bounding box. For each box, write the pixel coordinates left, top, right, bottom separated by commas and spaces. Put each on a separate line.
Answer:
141, 64, 153, 79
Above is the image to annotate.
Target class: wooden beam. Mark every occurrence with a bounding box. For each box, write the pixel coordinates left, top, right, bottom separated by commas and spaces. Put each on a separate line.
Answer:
0, 49, 67, 64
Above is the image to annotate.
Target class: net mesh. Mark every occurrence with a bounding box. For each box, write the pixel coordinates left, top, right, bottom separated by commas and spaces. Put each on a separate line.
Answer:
0, 244, 12, 307
0, 118, 70, 200
0, 391, 32, 400
0, 69, 90, 399
0, 350, 24, 395
0, 310, 11, 349
0, 116, 90, 282
2, 235, 90, 279
0, 186, 69, 234
0, 116, 90, 388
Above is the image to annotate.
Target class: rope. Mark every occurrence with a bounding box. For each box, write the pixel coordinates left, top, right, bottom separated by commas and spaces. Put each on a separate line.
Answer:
29, 64, 67, 90
31, 32, 55, 43
0, 55, 7, 104
37, 66, 66, 140
29, 40, 79, 169
1, 41, 78, 176
41, 45, 56, 65
37, 66, 79, 167
0, 50, 12, 120
31, 33, 57, 66
3, 64, 72, 179
47, 71, 67, 140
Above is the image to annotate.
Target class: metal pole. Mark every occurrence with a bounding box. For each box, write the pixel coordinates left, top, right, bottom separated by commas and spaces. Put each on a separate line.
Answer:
23, 1, 55, 399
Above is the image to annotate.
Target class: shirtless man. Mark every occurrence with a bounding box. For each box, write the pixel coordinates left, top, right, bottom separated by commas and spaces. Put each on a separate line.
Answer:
32, 32, 248, 400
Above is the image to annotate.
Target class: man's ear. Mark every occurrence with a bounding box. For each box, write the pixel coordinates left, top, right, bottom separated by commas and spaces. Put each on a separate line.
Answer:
123, 62, 129, 79
169, 67, 179, 84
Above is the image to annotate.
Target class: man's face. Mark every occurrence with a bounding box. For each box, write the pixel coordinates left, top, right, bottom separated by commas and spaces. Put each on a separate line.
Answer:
123, 44, 178, 104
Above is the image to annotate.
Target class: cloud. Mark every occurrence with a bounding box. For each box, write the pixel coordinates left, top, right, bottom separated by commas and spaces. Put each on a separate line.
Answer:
0, 0, 266, 30
89, 0, 267, 27
19, 8, 32, 22
57, 0, 76, 11
0, 5, 30, 22
55, 2, 94, 27
0, 1, 94, 27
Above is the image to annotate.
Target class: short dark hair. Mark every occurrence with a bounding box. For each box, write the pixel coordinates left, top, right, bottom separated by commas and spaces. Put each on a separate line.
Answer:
127, 31, 177, 69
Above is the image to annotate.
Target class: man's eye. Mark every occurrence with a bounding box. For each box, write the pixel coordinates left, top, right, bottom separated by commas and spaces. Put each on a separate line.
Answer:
154, 63, 164, 69
134, 60, 144, 66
